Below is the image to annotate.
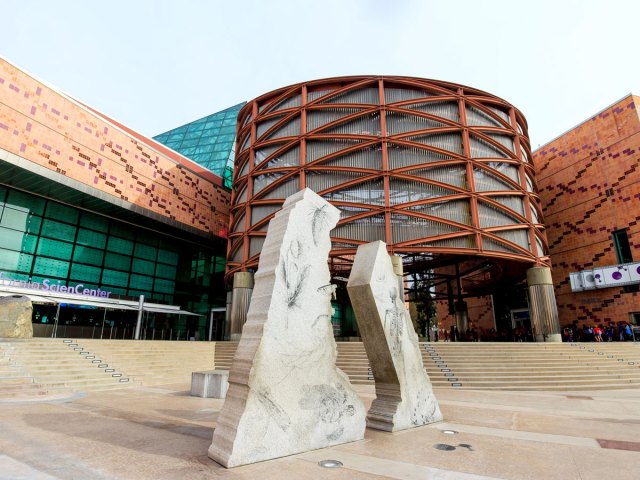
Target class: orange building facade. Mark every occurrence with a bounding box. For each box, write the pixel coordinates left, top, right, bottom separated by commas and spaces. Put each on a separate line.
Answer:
533, 95, 640, 327
0, 57, 232, 339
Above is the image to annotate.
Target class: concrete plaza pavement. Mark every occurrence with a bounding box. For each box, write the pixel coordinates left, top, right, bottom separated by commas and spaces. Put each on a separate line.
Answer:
1, 382, 639, 479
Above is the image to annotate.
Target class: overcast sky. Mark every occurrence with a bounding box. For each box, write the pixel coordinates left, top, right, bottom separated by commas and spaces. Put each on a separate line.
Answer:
4, 0, 639, 149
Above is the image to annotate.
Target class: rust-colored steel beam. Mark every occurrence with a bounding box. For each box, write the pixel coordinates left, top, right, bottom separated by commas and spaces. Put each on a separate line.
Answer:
226, 76, 550, 289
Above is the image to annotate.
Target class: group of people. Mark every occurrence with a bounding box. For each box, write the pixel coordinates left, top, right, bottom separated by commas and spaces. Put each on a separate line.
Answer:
562, 321, 636, 342
439, 325, 533, 342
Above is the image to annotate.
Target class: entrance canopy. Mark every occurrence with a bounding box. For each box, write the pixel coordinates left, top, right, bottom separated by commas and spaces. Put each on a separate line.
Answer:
0, 286, 198, 315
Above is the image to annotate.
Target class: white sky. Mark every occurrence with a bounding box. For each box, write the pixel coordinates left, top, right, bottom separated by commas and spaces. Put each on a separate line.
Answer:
4, 0, 639, 149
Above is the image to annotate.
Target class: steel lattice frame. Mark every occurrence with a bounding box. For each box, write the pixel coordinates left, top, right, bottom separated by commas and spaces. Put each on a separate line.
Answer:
226, 76, 549, 289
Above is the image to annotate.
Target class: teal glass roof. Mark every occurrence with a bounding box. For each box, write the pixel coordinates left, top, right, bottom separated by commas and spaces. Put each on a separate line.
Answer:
153, 102, 246, 188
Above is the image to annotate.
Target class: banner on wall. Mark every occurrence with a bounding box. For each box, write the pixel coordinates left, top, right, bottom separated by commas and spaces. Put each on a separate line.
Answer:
570, 262, 640, 292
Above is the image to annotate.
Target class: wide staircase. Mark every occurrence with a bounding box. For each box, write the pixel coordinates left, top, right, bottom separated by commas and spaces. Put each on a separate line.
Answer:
422, 342, 640, 390
214, 341, 640, 391
4, 339, 640, 398
0, 338, 132, 398
76, 339, 216, 387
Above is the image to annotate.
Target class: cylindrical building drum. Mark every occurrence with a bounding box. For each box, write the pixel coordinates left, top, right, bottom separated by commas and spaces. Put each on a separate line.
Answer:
227, 76, 549, 296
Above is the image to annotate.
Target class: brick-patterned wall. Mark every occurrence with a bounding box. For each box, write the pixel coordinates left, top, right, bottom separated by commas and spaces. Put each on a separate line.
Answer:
436, 295, 495, 334
533, 95, 640, 326
0, 58, 230, 238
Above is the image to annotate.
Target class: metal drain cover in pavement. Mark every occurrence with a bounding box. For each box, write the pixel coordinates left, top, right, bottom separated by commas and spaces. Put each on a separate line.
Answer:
433, 443, 456, 451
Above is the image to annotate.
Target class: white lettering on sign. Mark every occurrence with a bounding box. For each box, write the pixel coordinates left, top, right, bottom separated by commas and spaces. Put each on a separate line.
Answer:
0, 271, 112, 298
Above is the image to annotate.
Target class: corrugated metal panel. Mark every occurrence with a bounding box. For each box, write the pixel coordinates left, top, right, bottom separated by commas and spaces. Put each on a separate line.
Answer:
253, 172, 284, 195
466, 105, 503, 127
256, 115, 285, 140
260, 175, 300, 200
233, 212, 246, 232
306, 139, 364, 162
249, 236, 266, 257
322, 179, 385, 205
388, 178, 455, 204
239, 132, 251, 152
321, 88, 379, 105
482, 237, 521, 254
265, 116, 301, 140
319, 148, 382, 170
254, 144, 285, 166
403, 101, 459, 121
255, 145, 300, 169
269, 94, 302, 113
332, 214, 386, 242
306, 108, 360, 131
386, 112, 445, 134
230, 242, 244, 262
307, 89, 335, 102
306, 171, 366, 192
408, 199, 472, 225
491, 195, 525, 216
384, 88, 433, 104
251, 204, 281, 226
391, 214, 461, 243
337, 205, 370, 218
473, 167, 515, 192
530, 204, 540, 224
485, 161, 519, 183
486, 105, 510, 123
388, 145, 451, 169
322, 112, 380, 135
236, 185, 247, 203
494, 229, 530, 250
237, 159, 250, 179
477, 202, 519, 228
415, 236, 475, 249
485, 133, 515, 153
408, 132, 463, 155
529, 283, 560, 335
411, 165, 467, 189
469, 135, 509, 158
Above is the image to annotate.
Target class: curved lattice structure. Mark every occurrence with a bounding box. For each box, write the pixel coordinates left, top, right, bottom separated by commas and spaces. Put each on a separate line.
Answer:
227, 76, 548, 291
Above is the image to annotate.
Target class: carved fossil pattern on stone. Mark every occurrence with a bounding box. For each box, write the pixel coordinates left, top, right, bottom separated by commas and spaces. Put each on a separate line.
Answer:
310, 204, 331, 246
280, 239, 310, 312
299, 383, 356, 440
255, 386, 291, 432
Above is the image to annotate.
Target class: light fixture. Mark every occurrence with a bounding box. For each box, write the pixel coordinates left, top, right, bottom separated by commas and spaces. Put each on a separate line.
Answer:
318, 460, 343, 468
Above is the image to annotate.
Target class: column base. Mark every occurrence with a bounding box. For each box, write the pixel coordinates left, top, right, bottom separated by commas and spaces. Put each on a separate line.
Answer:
535, 333, 562, 343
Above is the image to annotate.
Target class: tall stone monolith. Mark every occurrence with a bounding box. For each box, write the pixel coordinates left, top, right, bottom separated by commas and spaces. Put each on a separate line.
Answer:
347, 241, 442, 432
208, 188, 366, 468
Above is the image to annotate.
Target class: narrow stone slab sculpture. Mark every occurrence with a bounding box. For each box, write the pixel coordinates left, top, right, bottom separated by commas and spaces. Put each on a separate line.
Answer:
208, 189, 366, 468
0, 296, 33, 339
347, 241, 442, 432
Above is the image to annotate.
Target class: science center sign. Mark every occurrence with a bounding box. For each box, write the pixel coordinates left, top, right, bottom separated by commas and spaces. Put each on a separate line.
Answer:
0, 271, 113, 299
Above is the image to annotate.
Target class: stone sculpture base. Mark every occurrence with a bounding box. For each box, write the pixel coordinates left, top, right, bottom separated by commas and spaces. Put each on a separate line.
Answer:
0, 296, 33, 339
191, 371, 229, 398
347, 241, 442, 432
208, 189, 366, 468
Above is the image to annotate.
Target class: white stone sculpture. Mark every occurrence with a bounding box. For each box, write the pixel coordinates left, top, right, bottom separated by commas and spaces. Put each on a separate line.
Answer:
0, 296, 33, 339
347, 241, 443, 432
208, 189, 366, 468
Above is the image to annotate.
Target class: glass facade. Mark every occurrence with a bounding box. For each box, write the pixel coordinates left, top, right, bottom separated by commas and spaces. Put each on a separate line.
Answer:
153, 102, 246, 188
0, 185, 227, 337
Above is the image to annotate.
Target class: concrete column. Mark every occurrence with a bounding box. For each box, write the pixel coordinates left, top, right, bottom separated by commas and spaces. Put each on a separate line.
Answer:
224, 290, 233, 340
229, 272, 254, 340
527, 267, 561, 342
454, 300, 468, 335
134, 295, 144, 340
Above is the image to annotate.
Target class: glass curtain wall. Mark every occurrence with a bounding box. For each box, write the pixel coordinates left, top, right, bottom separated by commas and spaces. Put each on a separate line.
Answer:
0, 185, 226, 338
